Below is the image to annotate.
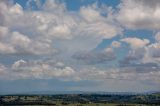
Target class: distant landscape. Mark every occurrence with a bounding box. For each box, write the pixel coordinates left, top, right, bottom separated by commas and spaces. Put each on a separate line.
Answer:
0, 92, 160, 106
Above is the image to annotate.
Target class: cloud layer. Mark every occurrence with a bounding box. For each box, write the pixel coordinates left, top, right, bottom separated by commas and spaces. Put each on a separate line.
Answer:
0, 0, 160, 92
117, 0, 160, 30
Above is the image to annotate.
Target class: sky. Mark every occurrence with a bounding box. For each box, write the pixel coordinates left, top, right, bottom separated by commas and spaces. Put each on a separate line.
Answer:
0, 0, 160, 94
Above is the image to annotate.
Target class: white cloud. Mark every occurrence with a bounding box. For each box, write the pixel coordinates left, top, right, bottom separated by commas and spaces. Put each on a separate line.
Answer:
0, 64, 7, 74
121, 37, 150, 49
0, 26, 56, 55
143, 43, 160, 63
0, 26, 9, 38
79, 3, 122, 40
72, 47, 116, 64
0, 0, 159, 89
117, 0, 160, 30
111, 41, 121, 48
9, 3, 23, 15
0, 42, 15, 54
80, 3, 101, 22
72, 67, 160, 84
1, 59, 159, 85
155, 32, 160, 42
81, 22, 122, 39
42, 0, 66, 12
6, 59, 75, 80
0, 0, 122, 56
48, 24, 71, 39
0, 2, 152, 50
11, 31, 31, 48
12, 59, 27, 70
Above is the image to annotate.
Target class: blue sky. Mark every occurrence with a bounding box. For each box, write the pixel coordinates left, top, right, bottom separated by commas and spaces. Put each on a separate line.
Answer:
0, 0, 160, 94
14, 0, 120, 10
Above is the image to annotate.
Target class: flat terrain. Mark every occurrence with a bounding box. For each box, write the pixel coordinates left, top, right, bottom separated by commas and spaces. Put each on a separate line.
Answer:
0, 93, 160, 106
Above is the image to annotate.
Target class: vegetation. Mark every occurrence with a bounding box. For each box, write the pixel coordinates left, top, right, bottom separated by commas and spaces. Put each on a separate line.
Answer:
0, 92, 160, 106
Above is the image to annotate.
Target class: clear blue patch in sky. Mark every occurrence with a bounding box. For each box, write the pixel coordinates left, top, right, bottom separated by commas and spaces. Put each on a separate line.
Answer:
14, 0, 120, 11
63, 0, 94, 11
95, 35, 122, 50
14, 0, 28, 9
124, 29, 154, 43
14, 0, 44, 10
65, 0, 120, 10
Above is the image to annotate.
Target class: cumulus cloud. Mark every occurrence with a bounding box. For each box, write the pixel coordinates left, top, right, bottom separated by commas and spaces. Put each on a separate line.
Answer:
118, 42, 160, 81
0, 60, 159, 85
0, 59, 75, 80
0, 42, 15, 54
155, 32, 160, 42
119, 48, 145, 66
0, 0, 123, 82
0, 0, 122, 56
0, 0, 160, 90
121, 37, 150, 49
80, 3, 101, 22
72, 48, 116, 64
111, 41, 121, 48
0, 26, 56, 55
69, 67, 160, 84
148, 43, 160, 58
42, 0, 66, 12
117, 0, 160, 30
0, 64, 7, 75
142, 43, 160, 63
79, 3, 122, 39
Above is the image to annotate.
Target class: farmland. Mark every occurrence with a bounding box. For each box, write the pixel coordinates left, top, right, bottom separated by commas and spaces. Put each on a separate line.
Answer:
0, 92, 160, 106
